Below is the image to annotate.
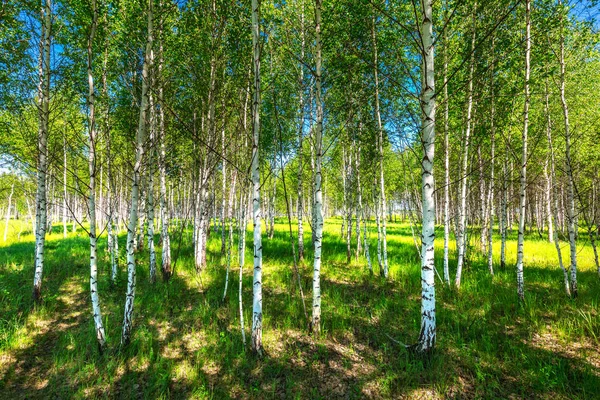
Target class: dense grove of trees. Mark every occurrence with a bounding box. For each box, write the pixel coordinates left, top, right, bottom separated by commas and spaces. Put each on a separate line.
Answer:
0, 0, 599, 356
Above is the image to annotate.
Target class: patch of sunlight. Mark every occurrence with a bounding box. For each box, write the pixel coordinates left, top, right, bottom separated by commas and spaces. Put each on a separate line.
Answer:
174, 359, 197, 382
406, 387, 442, 399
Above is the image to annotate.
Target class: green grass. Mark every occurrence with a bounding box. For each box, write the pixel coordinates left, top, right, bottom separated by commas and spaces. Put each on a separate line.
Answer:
0, 217, 599, 399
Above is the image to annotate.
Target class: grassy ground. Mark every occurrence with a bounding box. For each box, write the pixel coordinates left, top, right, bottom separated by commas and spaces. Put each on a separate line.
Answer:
0, 217, 599, 399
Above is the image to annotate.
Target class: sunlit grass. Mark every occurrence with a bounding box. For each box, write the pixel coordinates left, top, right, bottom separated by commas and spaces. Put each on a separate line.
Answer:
0, 216, 599, 398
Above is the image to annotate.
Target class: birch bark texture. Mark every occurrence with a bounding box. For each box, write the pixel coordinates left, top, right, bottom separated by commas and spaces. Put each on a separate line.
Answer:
311, 0, 324, 335
122, 0, 152, 346
559, 0, 578, 297
455, 2, 476, 289
33, 0, 52, 304
416, 0, 436, 354
250, 0, 263, 355
515, 0, 531, 302
86, 0, 106, 351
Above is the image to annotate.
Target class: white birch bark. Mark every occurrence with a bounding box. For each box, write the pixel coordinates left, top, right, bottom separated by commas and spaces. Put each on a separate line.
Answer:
442, 15, 450, 285
416, 0, 436, 353
487, 42, 496, 275
33, 0, 51, 303
515, 0, 531, 302
158, 8, 171, 281
122, 0, 152, 346
297, 4, 305, 262
221, 114, 227, 254
500, 138, 508, 269
311, 0, 324, 335
239, 188, 249, 346
250, 0, 263, 354
147, 88, 156, 284
545, 79, 570, 296
62, 135, 67, 239
86, 1, 106, 351
3, 183, 14, 242
455, 3, 476, 289
355, 139, 362, 261
559, 1, 577, 297
223, 172, 236, 302
371, 17, 388, 277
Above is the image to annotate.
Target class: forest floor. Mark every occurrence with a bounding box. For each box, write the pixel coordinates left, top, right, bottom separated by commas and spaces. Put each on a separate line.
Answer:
0, 218, 599, 399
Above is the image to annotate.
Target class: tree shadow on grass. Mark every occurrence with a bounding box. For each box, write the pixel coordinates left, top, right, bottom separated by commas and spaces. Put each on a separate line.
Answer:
1, 221, 600, 398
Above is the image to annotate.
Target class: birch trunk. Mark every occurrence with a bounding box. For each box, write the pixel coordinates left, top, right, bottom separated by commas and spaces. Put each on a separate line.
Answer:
355, 138, 362, 261
147, 90, 156, 284
455, 3, 476, 289
222, 172, 236, 301
250, 0, 263, 354
3, 183, 14, 242
487, 41, 496, 275
86, 1, 106, 351
158, 5, 171, 281
442, 14, 451, 285
239, 188, 249, 346
545, 79, 570, 296
416, 0, 436, 353
311, 0, 324, 335
121, 0, 152, 345
297, 5, 305, 262
33, 0, 51, 304
559, 1, 577, 297
515, 0, 531, 302
371, 16, 388, 278
62, 135, 67, 238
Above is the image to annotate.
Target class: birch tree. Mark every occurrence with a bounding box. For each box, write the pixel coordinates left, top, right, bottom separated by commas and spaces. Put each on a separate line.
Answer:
311, 0, 324, 335
250, 0, 263, 354
415, 0, 436, 354
33, 0, 52, 304
122, 0, 152, 345
515, 0, 531, 302
85, 0, 106, 351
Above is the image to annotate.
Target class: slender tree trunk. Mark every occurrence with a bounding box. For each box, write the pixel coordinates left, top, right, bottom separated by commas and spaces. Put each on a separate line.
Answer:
221, 110, 227, 254
558, 1, 577, 297
455, 3, 476, 289
3, 183, 14, 242
515, 0, 531, 302
33, 0, 51, 304
416, 0, 436, 353
545, 161, 554, 243
442, 13, 451, 285
355, 137, 362, 261
297, 5, 305, 262
311, 0, 324, 335
239, 187, 249, 346
147, 87, 157, 284
122, 0, 152, 346
545, 79, 570, 296
371, 15, 388, 278
62, 134, 67, 238
223, 172, 236, 302
86, 1, 106, 351
158, 4, 171, 281
487, 40, 496, 275
250, 0, 263, 354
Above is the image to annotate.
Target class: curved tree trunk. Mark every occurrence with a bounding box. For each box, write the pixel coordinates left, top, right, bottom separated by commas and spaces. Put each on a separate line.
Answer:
122, 0, 152, 346
86, 0, 106, 351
